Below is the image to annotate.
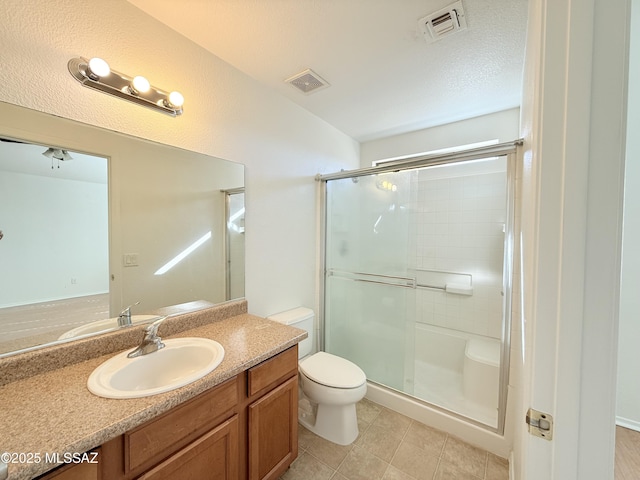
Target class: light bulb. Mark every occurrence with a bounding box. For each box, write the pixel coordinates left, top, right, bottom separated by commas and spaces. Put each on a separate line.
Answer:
87, 57, 110, 78
167, 91, 184, 108
131, 76, 150, 94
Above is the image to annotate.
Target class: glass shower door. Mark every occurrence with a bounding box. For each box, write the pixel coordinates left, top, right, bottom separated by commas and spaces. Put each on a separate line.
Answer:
323, 152, 514, 431
324, 172, 416, 393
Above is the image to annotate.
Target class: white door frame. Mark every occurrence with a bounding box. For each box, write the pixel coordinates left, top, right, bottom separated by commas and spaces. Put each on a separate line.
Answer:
518, 0, 630, 479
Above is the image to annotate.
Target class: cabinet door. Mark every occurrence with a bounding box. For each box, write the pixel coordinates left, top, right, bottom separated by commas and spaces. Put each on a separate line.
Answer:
136, 415, 239, 480
248, 376, 298, 480
37, 450, 100, 480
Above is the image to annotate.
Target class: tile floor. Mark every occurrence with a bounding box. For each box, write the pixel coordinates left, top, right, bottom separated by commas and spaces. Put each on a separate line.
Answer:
280, 398, 509, 480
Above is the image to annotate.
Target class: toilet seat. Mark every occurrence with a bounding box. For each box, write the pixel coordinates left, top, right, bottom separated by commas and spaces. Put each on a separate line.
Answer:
299, 352, 366, 389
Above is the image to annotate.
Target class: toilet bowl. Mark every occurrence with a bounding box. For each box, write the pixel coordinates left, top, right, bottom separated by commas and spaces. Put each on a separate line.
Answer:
298, 351, 367, 445
267, 307, 367, 445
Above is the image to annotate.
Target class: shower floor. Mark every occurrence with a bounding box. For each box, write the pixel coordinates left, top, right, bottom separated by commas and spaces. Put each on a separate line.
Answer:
412, 359, 498, 427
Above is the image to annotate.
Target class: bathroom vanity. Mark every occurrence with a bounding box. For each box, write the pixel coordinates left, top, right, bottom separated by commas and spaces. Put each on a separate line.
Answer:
0, 300, 306, 480
41, 346, 298, 480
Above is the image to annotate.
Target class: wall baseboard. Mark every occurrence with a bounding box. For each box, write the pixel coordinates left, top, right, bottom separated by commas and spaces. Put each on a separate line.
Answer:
616, 416, 640, 432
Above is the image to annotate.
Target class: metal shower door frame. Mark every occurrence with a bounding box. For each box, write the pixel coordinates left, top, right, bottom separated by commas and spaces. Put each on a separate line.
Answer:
317, 140, 521, 434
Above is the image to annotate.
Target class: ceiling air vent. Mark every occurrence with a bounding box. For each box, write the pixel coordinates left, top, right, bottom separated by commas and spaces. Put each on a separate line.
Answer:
418, 0, 468, 43
285, 69, 330, 95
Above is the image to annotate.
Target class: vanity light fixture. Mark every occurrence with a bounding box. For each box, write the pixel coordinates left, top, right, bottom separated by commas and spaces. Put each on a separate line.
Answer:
68, 57, 184, 117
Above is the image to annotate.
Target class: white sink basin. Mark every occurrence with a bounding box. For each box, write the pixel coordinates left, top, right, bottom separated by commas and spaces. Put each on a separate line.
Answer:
58, 315, 160, 340
87, 337, 225, 399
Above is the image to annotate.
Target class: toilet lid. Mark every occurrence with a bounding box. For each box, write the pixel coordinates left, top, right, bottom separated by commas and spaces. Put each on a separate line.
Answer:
299, 352, 366, 389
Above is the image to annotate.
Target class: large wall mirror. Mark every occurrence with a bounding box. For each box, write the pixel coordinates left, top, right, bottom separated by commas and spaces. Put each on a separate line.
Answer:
0, 102, 245, 356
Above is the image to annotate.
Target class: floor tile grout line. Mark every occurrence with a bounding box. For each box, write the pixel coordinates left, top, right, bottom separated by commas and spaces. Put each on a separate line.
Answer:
439, 431, 450, 459
431, 458, 442, 480
293, 399, 508, 480
362, 402, 390, 478
303, 448, 342, 478
331, 443, 353, 477
384, 417, 413, 477
440, 434, 490, 480
307, 438, 353, 475
483, 450, 489, 480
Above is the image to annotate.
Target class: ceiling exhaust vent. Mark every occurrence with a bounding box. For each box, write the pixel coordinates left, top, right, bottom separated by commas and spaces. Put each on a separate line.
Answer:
285, 69, 330, 95
419, 0, 468, 43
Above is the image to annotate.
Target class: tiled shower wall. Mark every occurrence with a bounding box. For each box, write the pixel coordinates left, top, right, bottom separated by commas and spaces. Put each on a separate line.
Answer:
406, 160, 507, 339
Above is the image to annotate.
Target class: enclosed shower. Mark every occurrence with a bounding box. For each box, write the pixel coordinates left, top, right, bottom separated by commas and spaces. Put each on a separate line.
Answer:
320, 143, 516, 432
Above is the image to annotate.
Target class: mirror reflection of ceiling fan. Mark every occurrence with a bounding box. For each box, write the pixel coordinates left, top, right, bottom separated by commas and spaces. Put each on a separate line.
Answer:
1, 137, 73, 168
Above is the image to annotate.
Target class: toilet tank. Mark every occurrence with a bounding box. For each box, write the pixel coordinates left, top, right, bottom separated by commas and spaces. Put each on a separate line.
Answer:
267, 307, 314, 358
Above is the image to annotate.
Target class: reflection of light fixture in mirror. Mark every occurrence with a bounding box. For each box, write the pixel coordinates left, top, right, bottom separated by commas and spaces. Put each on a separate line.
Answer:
68, 57, 184, 117
154, 231, 212, 275
42, 147, 74, 169
376, 179, 398, 192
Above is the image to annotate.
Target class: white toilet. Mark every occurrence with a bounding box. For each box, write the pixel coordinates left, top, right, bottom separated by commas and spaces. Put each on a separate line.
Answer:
267, 307, 367, 446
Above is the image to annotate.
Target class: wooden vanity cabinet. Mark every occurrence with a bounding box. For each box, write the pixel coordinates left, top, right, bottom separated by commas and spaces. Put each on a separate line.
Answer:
35, 450, 100, 480
246, 346, 298, 480
123, 376, 239, 477
135, 415, 239, 480
38, 345, 299, 480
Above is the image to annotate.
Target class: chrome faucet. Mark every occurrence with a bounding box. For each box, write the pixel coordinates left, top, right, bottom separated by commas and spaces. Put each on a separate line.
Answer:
117, 302, 140, 327
127, 316, 168, 358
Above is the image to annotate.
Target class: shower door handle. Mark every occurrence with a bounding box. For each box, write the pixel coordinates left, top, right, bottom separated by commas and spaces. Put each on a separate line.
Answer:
353, 278, 415, 288
327, 269, 416, 288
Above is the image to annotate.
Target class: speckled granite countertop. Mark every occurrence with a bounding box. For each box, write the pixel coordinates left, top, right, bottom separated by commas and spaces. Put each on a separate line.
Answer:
0, 302, 306, 480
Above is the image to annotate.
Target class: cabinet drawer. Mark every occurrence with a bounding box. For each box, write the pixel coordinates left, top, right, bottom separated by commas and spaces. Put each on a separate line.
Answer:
136, 415, 239, 480
247, 346, 298, 397
126, 377, 238, 473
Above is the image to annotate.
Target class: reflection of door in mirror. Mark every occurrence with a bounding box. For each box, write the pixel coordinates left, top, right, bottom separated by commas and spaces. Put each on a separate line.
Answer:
0, 138, 109, 352
0, 101, 245, 358
225, 189, 245, 300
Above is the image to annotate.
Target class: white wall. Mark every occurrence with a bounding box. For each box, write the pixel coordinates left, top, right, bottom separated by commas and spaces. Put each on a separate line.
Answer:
617, 0, 640, 432
0, 171, 108, 307
360, 108, 520, 167
116, 142, 244, 312
0, 0, 360, 318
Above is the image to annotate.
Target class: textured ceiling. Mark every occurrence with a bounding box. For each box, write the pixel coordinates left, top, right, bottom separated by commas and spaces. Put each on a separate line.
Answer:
126, 0, 528, 142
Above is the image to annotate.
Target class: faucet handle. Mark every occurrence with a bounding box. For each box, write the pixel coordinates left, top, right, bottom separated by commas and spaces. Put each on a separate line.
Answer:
119, 301, 140, 316
145, 316, 168, 338
126, 316, 169, 359
118, 301, 140, 327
